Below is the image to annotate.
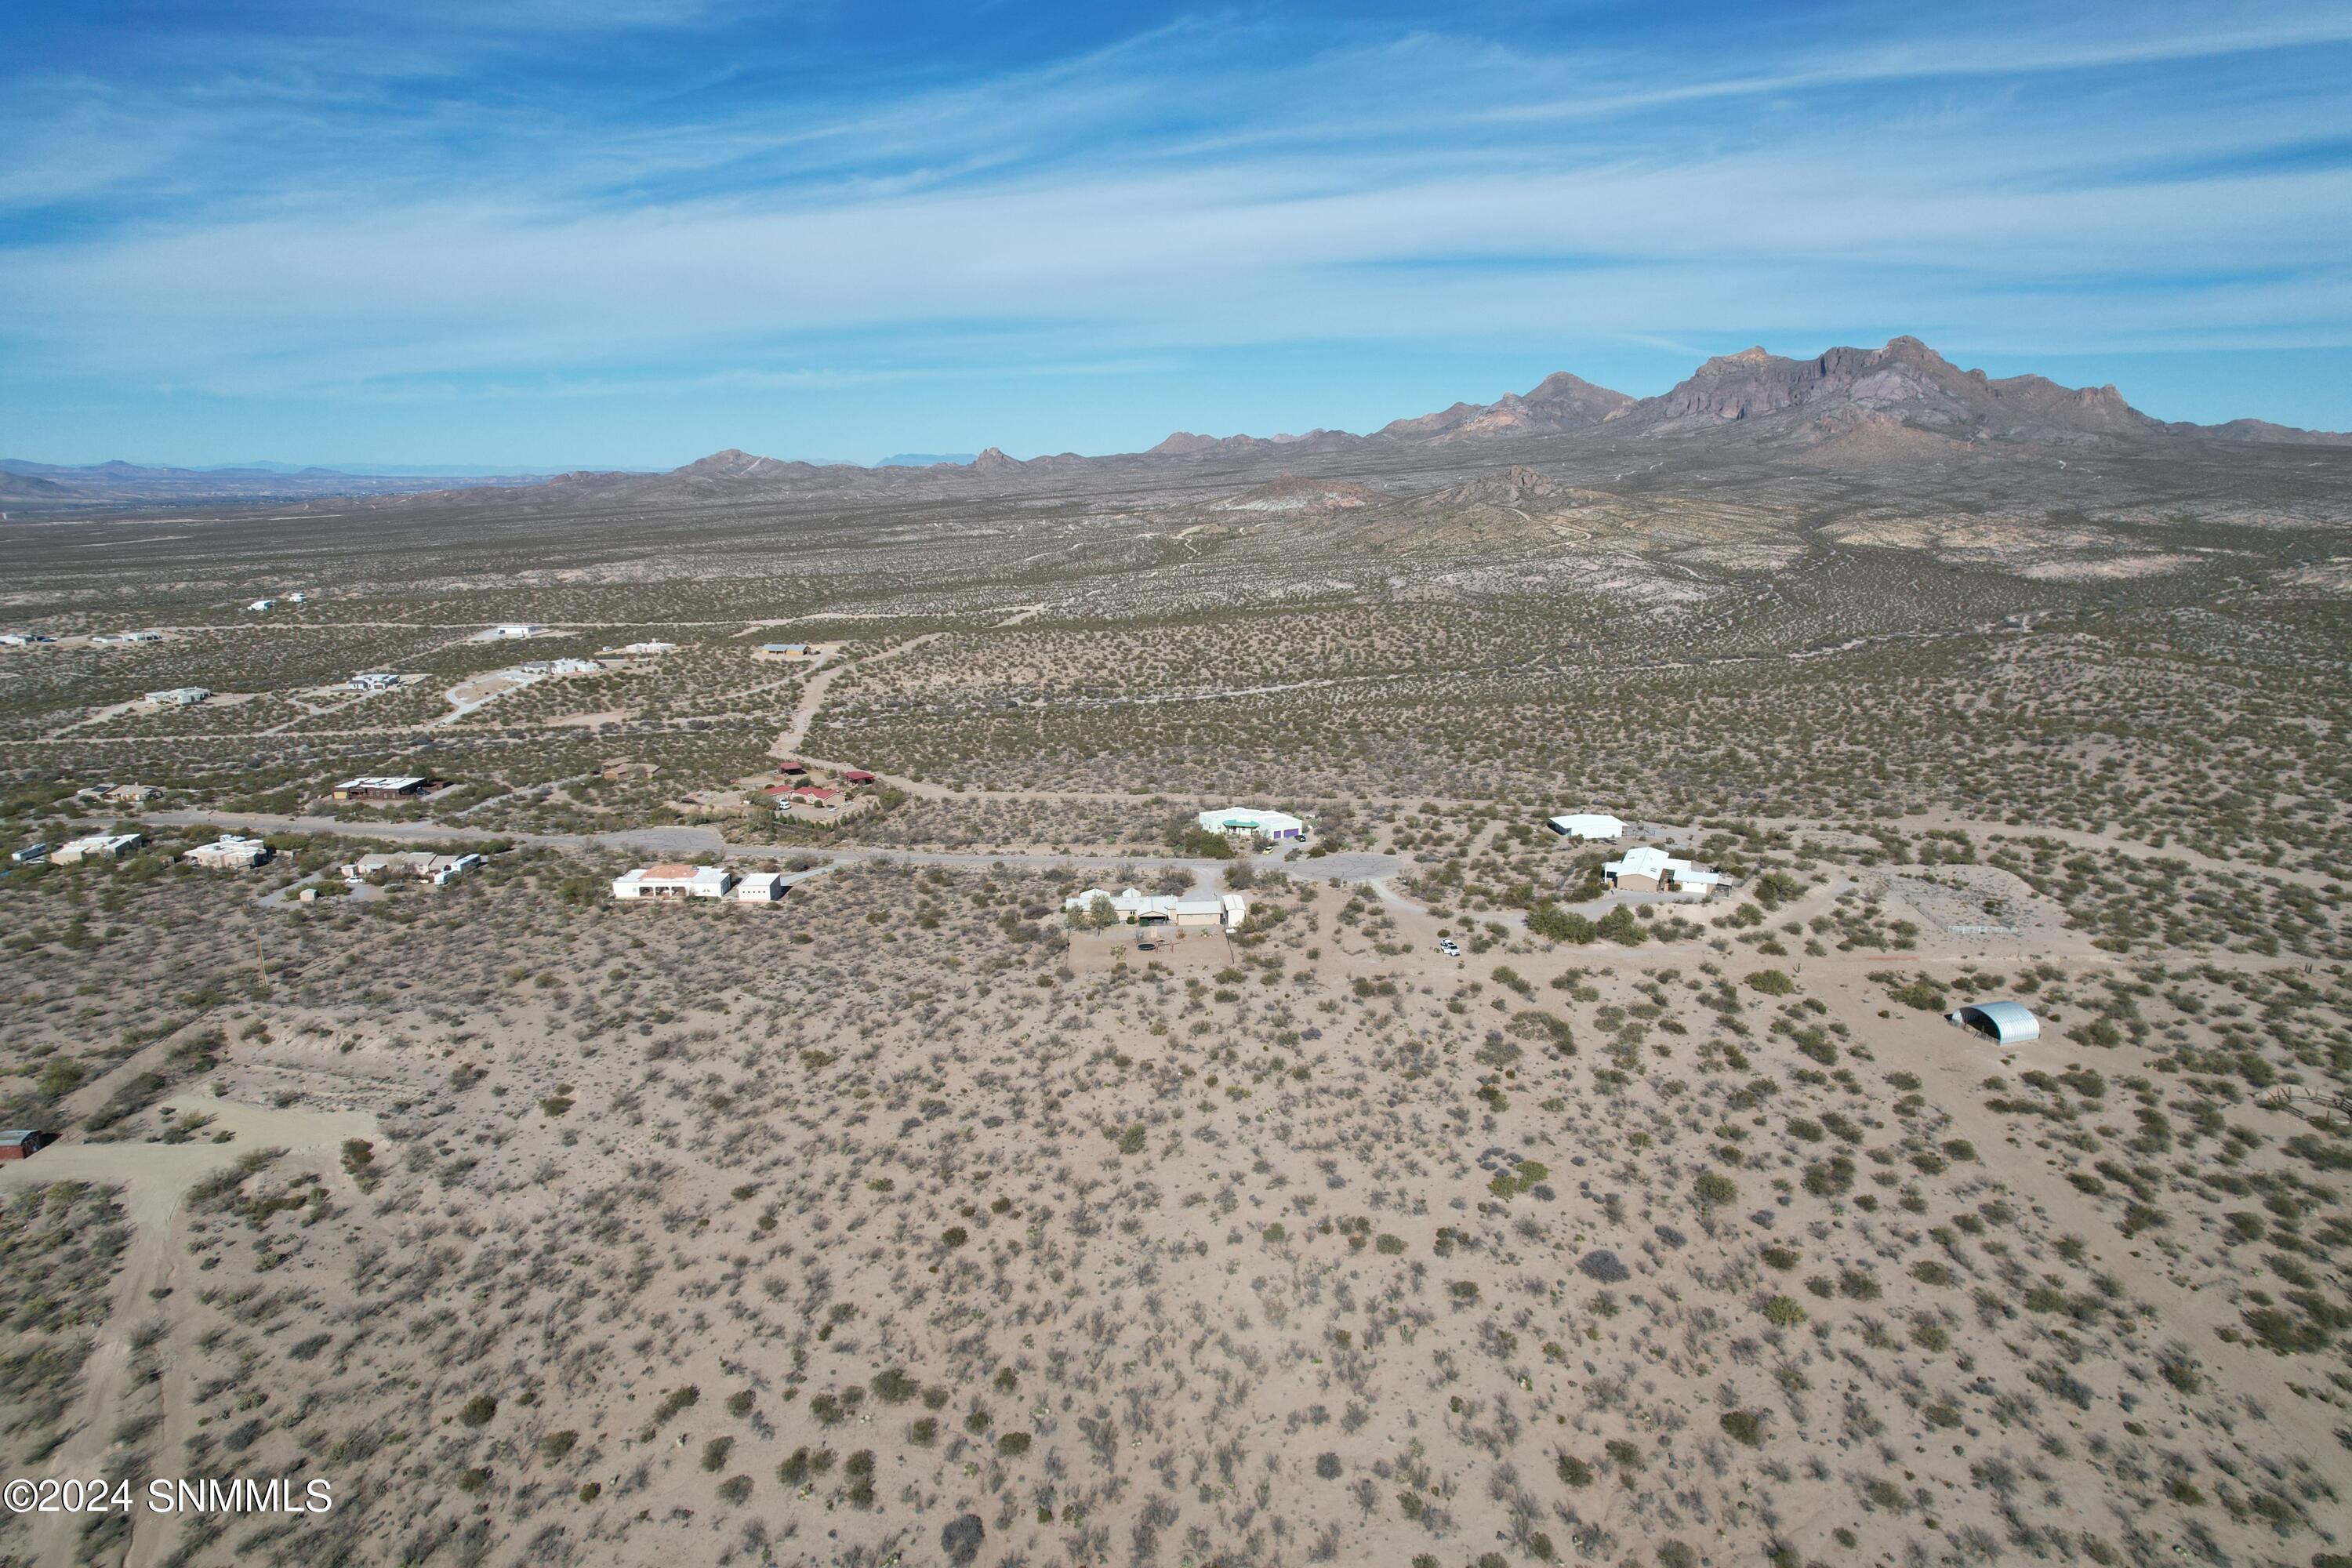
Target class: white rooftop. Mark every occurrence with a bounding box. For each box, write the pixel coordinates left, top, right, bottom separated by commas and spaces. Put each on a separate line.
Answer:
1196, 807, 1305, 837
1605, 844, 1723, 887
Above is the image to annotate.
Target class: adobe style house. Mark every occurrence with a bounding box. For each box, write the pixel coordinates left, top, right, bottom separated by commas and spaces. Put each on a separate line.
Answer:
341, 851, 485, 886
185, 834, 272, 869
52, 832, 145, 865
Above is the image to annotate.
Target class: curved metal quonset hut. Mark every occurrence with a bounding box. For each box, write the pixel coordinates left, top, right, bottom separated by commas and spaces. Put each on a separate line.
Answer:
1944, 1000, 2041, 1044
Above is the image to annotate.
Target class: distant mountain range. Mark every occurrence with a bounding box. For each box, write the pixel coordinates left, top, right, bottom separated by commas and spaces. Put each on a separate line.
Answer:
430, 336, 2347, 510
7, 338, 2347, 510
0, 457, 567, 506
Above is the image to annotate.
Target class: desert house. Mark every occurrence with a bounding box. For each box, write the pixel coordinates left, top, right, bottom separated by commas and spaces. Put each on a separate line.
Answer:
612, 864, 738, 900
332, 775, 433, 803
1548, 812, 1627, 840
485, 622, 546, 639
349, 671, 405, 690
246, 598, 276, 612
0, 1130, 55, 1162
185, 834, 272, 870
1603, 844, 1724, 895
1944, 1000, 2042, 1044
608, 640, 677, 655
1196, 807, 1306, 841
52, 832, 146, 865
77, 782, 162, 804
145, 686, 212, 706
789, 785, 841, 809
341, 851, 485, 886
757, 642, 811, 656
1065, 887, 1251, 930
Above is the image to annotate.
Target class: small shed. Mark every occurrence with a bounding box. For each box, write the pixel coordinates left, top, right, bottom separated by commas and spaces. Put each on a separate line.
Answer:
735, 872, 788, 902
842, 769, 877, 785
775, 761, 808, 777
0, 1130, 54, 1162
1944, 1001, 2041, 1045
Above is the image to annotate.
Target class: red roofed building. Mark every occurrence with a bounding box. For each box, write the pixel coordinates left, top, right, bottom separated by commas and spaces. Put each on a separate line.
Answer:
843, 770, 877, 784
790, 786, 840, 808
775, 761, 808, 776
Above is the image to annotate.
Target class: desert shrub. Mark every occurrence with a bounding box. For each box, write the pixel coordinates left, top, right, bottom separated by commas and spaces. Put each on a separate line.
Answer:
1719, 1410, 1766, 1447
1577, 1250, 1630, 1283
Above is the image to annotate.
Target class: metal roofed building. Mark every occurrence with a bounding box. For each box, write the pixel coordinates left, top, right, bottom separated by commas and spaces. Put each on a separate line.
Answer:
1065, 887, 1249, 929
146, 686, 212, 706
1944, 1001, 2042, 1045
1196, 807, 1306, 841
1547, 812, 1626, 840
1603, 844, 1724, 895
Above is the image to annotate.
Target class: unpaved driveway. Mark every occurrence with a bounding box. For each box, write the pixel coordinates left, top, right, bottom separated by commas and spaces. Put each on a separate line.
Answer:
0, 1097, 379, 1568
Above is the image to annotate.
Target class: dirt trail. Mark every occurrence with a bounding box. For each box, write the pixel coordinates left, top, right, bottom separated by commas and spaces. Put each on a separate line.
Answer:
0, 1097, 378, 1568
768, 634, 949, 794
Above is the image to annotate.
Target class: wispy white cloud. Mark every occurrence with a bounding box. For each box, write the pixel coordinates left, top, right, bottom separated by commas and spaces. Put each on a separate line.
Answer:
1, 1, 2348, 416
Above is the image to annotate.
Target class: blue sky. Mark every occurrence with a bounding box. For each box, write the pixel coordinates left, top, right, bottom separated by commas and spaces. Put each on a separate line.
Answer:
3, 0, 2350, 468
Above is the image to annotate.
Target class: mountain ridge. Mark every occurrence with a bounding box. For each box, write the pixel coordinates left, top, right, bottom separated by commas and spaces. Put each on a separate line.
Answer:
9, 336, 2348, 509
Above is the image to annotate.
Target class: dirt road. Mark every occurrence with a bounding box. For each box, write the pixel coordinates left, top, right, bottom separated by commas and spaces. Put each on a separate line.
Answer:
0, 1097, 378, 1568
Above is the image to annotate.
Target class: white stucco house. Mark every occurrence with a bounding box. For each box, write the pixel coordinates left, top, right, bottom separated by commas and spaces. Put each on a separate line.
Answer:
1547, 812, 1626, 840
612, 864, 738, 900
1196, 807, 1306, 841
